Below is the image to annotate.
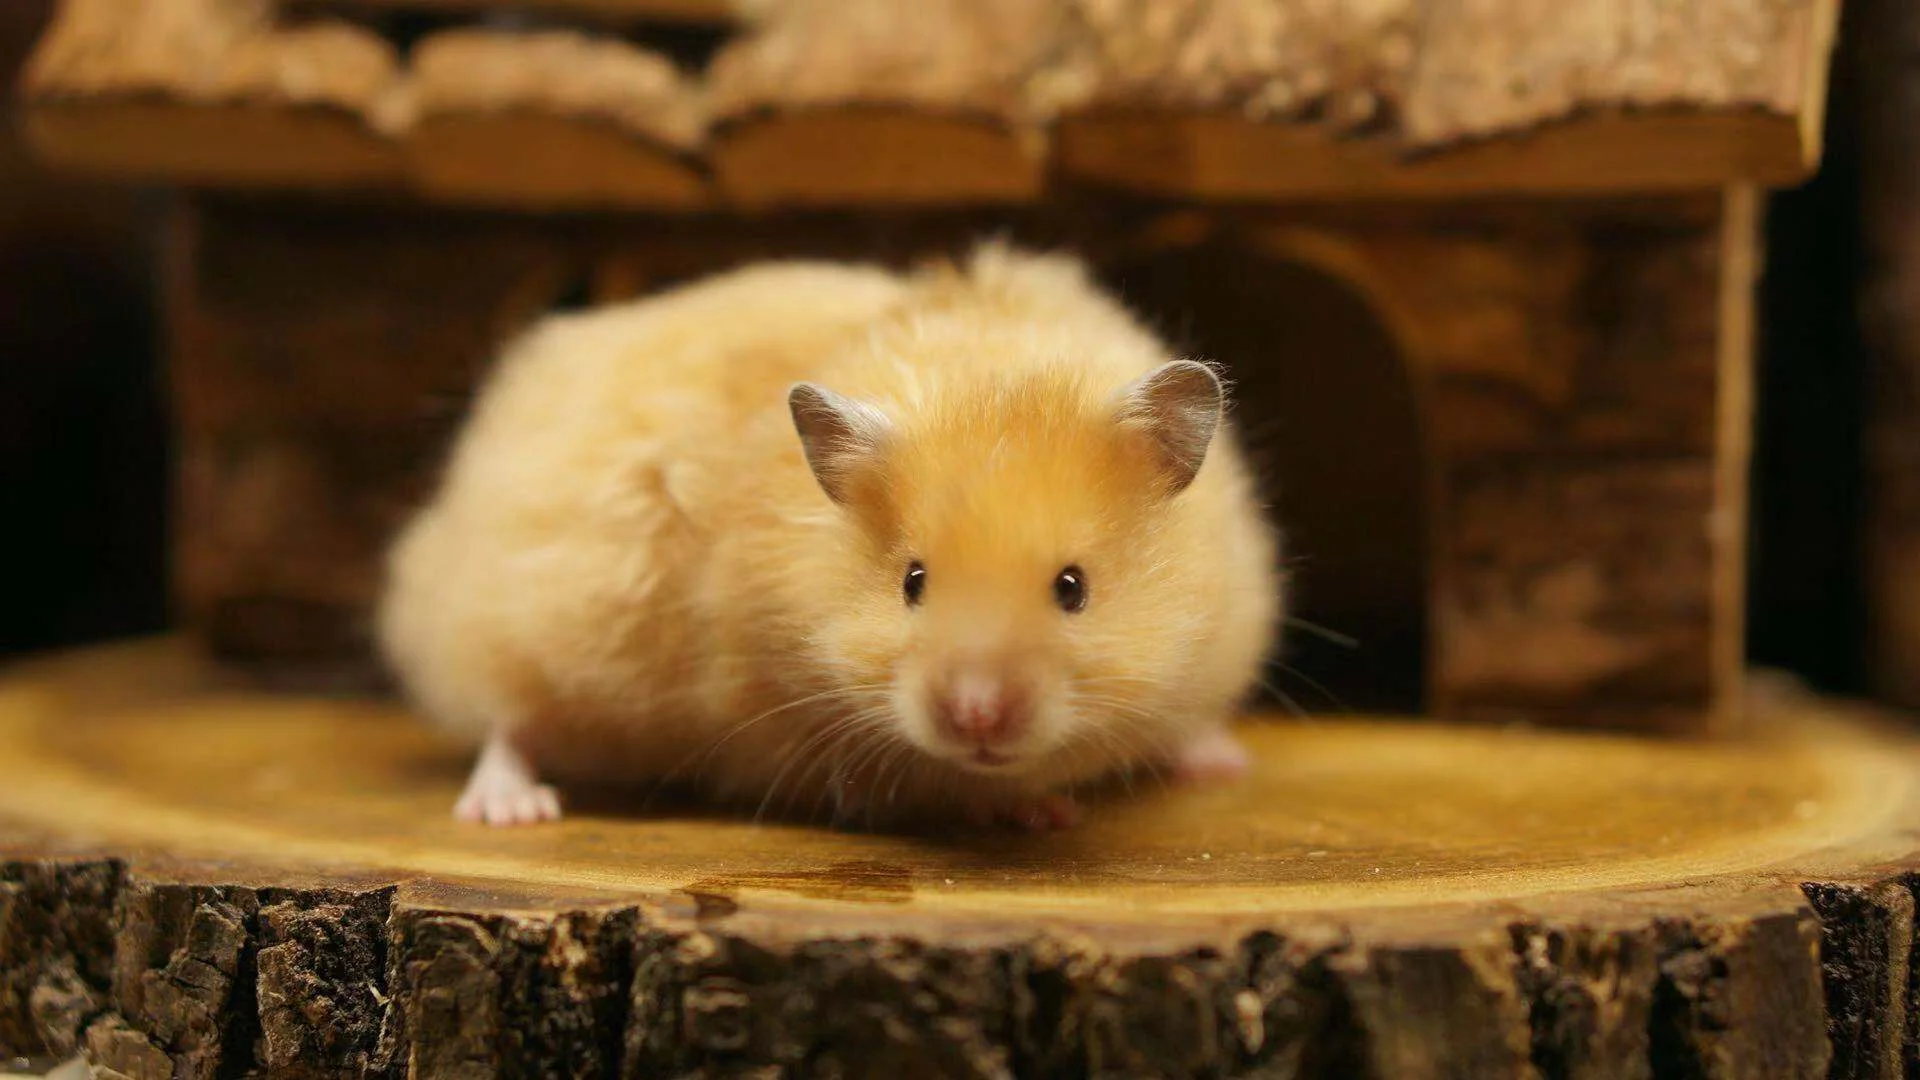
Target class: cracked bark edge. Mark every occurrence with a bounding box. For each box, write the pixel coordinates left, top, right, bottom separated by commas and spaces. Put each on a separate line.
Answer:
3, 862, 1915, 1076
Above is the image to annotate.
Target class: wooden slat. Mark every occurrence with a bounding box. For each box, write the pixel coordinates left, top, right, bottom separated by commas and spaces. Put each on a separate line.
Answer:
709, 110, 1043, 209
408, 114, 709, 209
22, 98, 711, 208
22, 100, 403, 190
1433, 455, 1718, 728
165, 198, 581, 674
26, 95, 1819, 210
1054, 109, 1815, 203
19, 4, 714, 208
1711, 186, 1761, 734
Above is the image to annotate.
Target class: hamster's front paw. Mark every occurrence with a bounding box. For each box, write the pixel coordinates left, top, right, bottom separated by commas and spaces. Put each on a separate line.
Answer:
963, 790, 1081, 832
455, 733, 563, 826
454, 774, 562, 826
1172, 726, 1252, 783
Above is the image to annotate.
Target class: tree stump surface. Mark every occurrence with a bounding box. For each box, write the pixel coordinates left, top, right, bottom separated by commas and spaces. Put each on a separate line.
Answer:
4, 641, 1920, 1078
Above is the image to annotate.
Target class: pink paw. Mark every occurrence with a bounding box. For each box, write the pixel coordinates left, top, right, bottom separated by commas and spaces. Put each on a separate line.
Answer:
965, 791, 1081, 832
454, 778, 562, 826
454, 737, 562, 826
1173, 728, 1252, 783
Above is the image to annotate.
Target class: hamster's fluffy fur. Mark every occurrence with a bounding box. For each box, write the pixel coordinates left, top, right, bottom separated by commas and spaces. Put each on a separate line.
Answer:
378, 243, 1281, 827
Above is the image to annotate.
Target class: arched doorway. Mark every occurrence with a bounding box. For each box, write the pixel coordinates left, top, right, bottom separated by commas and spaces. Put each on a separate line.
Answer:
1102, 245, 1428, 713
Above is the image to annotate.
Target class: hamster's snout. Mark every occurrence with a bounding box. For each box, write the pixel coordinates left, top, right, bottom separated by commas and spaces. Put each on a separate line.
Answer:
930, 668, 1033, 768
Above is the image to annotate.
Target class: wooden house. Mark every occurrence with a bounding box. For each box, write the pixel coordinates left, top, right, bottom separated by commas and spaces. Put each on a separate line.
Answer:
17, 0, 1841, 733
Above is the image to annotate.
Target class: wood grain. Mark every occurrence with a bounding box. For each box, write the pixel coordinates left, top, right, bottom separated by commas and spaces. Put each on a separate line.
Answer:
1713, 187, 1761, 734
406, 114, 709, 210
4, 640, 1917, 1076
1217, 201, 1737, 729
1054, 110, 1814, 203
165, 198, 583, 677
1433, 456, 1717, 725
22, 101, 403, 191
709, 111, 1044, 210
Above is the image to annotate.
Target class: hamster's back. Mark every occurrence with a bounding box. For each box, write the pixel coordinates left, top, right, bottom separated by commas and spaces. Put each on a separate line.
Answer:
435, 261, 910, 512
378, 261, 908, 739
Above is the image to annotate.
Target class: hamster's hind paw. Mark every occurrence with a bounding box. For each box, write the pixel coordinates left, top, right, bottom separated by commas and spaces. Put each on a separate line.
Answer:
1173, 727, 1252, 783
454, 733, 563, 826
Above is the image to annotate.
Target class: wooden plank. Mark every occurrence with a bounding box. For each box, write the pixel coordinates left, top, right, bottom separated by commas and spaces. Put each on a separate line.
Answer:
20, 5, 713, 210
22, 97, 712, 209
165, 198, 582, 676
1055, 109, 1814, 202
408, 113, 709, 209
1240, 211, 1725, 457
1432, 456, 1718, 728
710, 110, 1044, 209
22, 96, 1822, 208
7, 640, 1914, 1075
1712, 186, 1761, 733
22, 100, 403, 190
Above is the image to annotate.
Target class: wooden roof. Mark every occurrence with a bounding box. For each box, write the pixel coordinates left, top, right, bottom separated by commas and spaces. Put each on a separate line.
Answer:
17, 0, 1841, 209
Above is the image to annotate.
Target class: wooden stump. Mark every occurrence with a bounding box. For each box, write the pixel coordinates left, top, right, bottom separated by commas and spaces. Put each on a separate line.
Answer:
3, 642, 1919, 1078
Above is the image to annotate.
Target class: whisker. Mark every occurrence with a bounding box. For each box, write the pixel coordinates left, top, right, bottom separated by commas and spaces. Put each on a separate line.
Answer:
1286, 615, 1360, 650
1066, 694, 1180, 788
653, 683, 891, 801
879, 740, 919, 815
1067, 724, 1140, 796
754, 710, 889, 824
818, 714, 894, 823
1272, 661, 1351, 712
1257, 679, 1310, 719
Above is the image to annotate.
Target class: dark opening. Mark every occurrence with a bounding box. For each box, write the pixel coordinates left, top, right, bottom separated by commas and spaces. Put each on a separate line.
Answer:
1103, 247, 1428, 714
278, 2, 733, 72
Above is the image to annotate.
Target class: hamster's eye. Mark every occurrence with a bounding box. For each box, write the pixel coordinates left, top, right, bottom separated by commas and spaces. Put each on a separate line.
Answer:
1053, 565, 1088, 613
903, 561, 927, 606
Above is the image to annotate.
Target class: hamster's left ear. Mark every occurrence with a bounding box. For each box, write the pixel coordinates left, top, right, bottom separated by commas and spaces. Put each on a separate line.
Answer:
790, 382, 891, 504
1115, 360, 1224, 496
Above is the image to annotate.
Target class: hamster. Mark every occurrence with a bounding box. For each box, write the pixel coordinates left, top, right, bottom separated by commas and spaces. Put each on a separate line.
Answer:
377, 242, 1282, 829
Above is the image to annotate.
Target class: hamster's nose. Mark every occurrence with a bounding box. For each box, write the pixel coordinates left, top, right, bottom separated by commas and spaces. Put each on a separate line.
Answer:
933, 671, 1030, 750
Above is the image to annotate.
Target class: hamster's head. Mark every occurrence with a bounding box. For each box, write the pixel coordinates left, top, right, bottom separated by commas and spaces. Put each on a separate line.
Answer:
789, 359, 1257, 779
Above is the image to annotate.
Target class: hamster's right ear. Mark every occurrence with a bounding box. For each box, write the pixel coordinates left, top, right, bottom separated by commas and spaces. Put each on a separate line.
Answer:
789, 382, 891, 504
1115, 360, 1225, 496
